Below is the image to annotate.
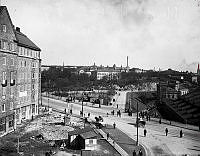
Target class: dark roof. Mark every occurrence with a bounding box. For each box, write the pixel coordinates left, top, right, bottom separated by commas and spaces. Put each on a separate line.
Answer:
0, 6, 6, 13
0, 6, 40, 51
68, 126, 93, 136
15, 30, 41, 51
80, 131, 98, 139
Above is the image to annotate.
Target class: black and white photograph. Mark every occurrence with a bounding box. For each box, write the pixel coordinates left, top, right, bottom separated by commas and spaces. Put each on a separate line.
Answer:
0, 0, 200, 155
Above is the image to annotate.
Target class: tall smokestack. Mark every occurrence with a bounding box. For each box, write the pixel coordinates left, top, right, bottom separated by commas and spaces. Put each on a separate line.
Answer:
127, 56, 129, 67
197, 63, 200, 75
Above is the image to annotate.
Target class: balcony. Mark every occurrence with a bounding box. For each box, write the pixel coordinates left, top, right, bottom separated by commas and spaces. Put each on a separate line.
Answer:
2, 80, 7, 87
10, 79, 15, 86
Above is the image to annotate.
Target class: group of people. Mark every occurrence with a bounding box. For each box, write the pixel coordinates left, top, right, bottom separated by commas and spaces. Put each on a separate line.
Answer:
144, 127, 184, 138
133, 149, 143, 156
110, 109, 122, 117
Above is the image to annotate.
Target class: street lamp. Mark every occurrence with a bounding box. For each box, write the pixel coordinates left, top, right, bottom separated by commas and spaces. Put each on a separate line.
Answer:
136, 101, 139, 146
81, 92, 84, 117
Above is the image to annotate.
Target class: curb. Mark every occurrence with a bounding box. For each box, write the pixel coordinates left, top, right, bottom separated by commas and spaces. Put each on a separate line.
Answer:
96, 129, 129, 156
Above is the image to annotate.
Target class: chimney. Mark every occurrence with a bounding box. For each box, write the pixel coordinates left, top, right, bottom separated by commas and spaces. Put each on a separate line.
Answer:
127, 56, 129, 67
16, 27, 20, 32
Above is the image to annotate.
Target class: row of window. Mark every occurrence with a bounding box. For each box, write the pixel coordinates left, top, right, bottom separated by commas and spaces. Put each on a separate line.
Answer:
1, 57, 15, 66
0, 102, 13, 113
2, 71, 15, 81
97, 72, 118, 75
1, 57, 38, 68
2, 71, 37, 83
18, 60, 38, 68
2, 86, 15, 100
19, 84, 36, 92
0, 41, 40, 59
0, 40, 15, 52
18, 46, 40, 59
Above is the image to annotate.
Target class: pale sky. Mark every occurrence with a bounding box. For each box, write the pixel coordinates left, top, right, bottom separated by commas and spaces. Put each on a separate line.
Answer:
2, 0, 200, 71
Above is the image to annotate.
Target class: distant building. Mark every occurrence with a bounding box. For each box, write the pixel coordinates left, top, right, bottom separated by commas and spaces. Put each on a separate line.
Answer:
77, 63, 129, 80
0, 6, 41, 136
197, 63, 200, 75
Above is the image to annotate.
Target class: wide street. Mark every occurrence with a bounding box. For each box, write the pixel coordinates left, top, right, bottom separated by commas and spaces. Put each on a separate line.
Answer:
42, 91, 200, 156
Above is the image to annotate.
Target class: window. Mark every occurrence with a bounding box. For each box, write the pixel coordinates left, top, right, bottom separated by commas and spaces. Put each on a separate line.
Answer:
30, 51, 32, 57
2, 41, 7, 50
2, 57, 6, 65
0, 118, 6, 132
2, 104, 5, 112
2, 25, 6, 32
20, 60, 23, 67
32, 62, 37, 68
32, 84, 35, 90
10, 87, 14, 97
10, 102, 13, 110
10, 58, 14, 66
19, 47, 23, 55
32, 73, 35, 79
89, 139, 93, 144
2, 87, 6, 99
2, 71, 6, 81
10, 71, 14, 81
10, 43, 15, 51
27, 49, 29, 56
8, 115, 14, 128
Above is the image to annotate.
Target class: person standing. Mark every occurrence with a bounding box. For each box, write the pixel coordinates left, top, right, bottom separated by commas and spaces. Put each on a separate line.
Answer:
138, 149, 143, 156
133, 150, 137, 156
113, 122, 116, 129
165, 128, 168, 136
144, 129, 147, 137
159, 118, 162, 124
180, 130, 183, 138
107, 133, 109, 140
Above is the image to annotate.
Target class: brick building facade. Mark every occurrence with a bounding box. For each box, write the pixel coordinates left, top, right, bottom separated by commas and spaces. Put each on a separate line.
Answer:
0, 6, 41, 136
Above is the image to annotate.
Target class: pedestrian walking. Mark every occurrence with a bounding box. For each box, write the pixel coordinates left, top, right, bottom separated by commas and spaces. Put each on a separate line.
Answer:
180, 130, 183, 138
132, 150, 136, 156
113, 122, 116, 129
144, 129, 147, 137
107, 133, 109, 140
138, 149, 143, 156
159, 118, 161, 124
165, 128, 168, 136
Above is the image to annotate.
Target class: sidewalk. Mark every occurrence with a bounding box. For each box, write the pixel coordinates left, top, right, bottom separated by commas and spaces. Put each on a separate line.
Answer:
100, 125, 146, 156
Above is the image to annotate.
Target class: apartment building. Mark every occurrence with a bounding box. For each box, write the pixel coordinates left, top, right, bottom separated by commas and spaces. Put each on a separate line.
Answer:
0, 6, 17, 136
15, 27, 41, 124
0, 6, 41, 136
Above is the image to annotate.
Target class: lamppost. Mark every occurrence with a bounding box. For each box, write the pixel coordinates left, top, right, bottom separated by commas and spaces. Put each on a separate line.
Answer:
136, 100, 139, 146
81, 92, 84, 117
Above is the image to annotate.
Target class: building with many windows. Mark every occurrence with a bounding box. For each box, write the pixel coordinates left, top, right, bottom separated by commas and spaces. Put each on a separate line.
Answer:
0, 6, 41, 136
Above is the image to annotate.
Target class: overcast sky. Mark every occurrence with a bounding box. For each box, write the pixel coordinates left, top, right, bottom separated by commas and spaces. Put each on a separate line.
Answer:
2, 0, 200, 71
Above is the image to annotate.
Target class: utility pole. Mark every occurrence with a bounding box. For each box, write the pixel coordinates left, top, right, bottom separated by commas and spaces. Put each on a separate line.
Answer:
136, 101, 139, 146
81, 93, 84, 117
17, 137, 19, 153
